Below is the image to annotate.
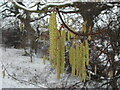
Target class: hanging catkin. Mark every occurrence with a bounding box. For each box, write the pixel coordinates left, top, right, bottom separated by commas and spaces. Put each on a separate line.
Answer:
109, 70, 113, 78
71, 46, 76, 77
56, 36, 61, 79
75, 43, 80, 76
88, 72, 91, 80
66, 46, 68, 51
69, 46, 74, 65
49, 12, 66, 79
67, 28, 75, 41
56, 30, 66, 79
88, 36, 91, 41
68, 31, 71, 41
88, 26, 91, 41
19, 23, 23, 32
82, 21, 87, 33
78, 43, 87, 82
60, 30, 66, 73
48, 13, 91, 81
94, 65, 97, 75
70, 28, 75, 38
2, 70, 5, 78
79, 43, 83, 81
43, 38, 46, 46
82, 45, 86, 82
85, 40, 89, 65
43, 55, 47, 64
49, 12, 57, 68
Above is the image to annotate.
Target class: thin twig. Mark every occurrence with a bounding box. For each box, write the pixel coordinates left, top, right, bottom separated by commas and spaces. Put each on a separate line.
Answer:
94, 43, 110, 63
97, 75, 120, 88
0, 1, 8, 8
56, 8, 107, 37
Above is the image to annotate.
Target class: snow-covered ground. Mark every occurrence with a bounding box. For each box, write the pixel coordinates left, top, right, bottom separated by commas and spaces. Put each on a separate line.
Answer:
1, 45, 118, 89
0, 45, 81, 88
1, 46, 49, 88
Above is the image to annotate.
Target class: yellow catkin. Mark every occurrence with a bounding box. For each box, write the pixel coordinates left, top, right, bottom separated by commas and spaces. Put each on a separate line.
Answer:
88, 26, 91, 41
49, 12, 57, 67
109, 70, 113, 78
94, 65, 97, 75
85, 40, 89, 66
43, 38, 46, 46
62, 30, 66, 42
83, 67, 86, 82
60, 30, 65, 73
75, 43, 79, 76
43, 55, 47, 64
19, 23, 23, 32
88, 26, 91, 33
79, 43, 83, 81
69, 46, 73, 65
88, 72, 91, 80
56, 36, 61, 79
82, 45, 86, 82
82, 21, 87, 33
88, 36, 91, 41
49, 13, 66, 80
68, 31, 71, 41
66, 46, 68, 51
55, 30, 66, 79
70, 28, 75, 38
78, 44, 87, 82
2, 70, 5, 78
46, 18, 49, 23
71, 46, 76, 77
48, 13, 91, 80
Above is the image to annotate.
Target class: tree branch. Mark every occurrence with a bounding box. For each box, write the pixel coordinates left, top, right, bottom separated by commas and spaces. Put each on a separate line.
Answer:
0, 1, 8, 7
94, 43, 110, 62
30, 14, 49, 22
60, 10, 80, 14
56, 8, 107, 37
97, 75, 120, 88
9, 0, 74, 13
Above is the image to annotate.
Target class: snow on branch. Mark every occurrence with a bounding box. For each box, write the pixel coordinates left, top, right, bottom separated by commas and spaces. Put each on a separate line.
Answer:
8, 0, 78, 13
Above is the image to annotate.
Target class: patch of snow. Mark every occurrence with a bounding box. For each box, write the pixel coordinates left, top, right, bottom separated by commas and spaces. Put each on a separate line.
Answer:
0, 46, 80, 88
2, 77, 40, 88
1, 46, 50, 88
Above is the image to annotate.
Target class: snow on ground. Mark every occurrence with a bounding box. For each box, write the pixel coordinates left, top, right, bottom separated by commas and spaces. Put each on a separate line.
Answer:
0, 45, 81, 88
0, 45, 119, 89
1, 46, 49, 88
